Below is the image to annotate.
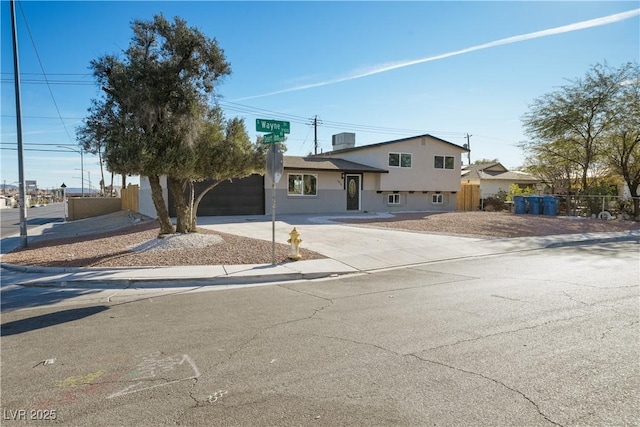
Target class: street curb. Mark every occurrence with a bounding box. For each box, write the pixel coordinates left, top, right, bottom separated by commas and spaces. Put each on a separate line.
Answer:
2, 233, 638, 288
7, 271, 350, 289
544, 235, 640, 248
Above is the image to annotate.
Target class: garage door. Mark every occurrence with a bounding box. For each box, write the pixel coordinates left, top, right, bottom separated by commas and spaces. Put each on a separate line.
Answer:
168, 174, 265, 216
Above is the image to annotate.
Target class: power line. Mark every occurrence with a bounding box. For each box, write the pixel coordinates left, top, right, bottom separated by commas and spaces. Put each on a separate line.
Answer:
0, 72, 91, 76
4, 62, 470, 144
0, 78, 95, 86
1, 147, 80, 152
1, 142, 77, 146
17, 2, 76, 145
1, 114, 83, 120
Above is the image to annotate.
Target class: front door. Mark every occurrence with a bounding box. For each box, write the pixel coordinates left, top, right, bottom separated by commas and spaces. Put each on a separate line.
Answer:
346, 175, 360, 211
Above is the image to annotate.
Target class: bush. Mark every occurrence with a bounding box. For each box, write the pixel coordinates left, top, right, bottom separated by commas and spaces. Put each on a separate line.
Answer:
483, 197, 509, 212
506, 184, 537, 201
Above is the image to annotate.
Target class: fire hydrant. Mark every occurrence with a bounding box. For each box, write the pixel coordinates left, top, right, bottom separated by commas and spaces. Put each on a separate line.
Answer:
287, 227, 302, 260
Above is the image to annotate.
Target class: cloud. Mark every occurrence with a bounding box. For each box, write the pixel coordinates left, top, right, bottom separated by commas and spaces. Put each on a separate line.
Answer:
234, 8, 640, 101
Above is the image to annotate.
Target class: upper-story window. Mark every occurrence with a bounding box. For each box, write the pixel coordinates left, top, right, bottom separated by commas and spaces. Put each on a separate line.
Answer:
389, 152, 412, 168
434, 155, 455, 170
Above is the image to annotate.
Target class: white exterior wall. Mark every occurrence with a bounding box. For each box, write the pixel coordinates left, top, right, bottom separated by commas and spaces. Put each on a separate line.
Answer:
331, 136, 464, 192
364, 191, 456, 212
266, 170, 348, 215
139, 175, 169, 219
269, 169, 456, 214
480, 180, 512, 198
480, 180, 542, 198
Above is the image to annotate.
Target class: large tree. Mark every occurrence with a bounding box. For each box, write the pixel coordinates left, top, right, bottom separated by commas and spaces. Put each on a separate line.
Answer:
171, 108, 266, 231
78, 14, 248, 234
521, 63, 634, 192
604, 63, 640, 217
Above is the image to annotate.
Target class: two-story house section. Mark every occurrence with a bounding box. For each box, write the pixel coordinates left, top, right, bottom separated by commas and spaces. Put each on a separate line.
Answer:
268, 133, 469, 215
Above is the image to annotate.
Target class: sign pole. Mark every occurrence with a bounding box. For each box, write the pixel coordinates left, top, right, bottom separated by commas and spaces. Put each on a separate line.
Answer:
256, 118, 289, 265
271, 142, 276, 265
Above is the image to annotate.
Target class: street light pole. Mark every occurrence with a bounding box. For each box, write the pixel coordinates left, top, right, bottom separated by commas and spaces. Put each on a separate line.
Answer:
75, 168, 91, 195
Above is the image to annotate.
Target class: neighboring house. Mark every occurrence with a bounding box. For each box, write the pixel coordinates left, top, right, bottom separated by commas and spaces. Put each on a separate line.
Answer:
461, 162, 542, 199
139, 133, 468, 218
0, 195, 12, 208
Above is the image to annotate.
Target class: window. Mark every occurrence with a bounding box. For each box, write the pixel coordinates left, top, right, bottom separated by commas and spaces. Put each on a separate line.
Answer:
432, 194, 443, 204
388, 194, 401, 205
434, 155, 455, 169
389, 152, 412, 168
288, 174, 317, 196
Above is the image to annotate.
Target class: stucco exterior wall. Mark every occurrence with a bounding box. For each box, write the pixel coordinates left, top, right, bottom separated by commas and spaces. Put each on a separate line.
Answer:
480, 181, 512, 198
139, 175, 168, 219
478, 180, 541, 198
268, 169, 456, 214
364, 191, 456, 213
328, 136, 464, 192
266, 170, 346, 214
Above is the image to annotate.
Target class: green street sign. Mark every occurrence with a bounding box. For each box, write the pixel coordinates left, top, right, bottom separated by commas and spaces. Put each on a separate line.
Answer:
256, 119, 290, 134
263, 132, 285, 144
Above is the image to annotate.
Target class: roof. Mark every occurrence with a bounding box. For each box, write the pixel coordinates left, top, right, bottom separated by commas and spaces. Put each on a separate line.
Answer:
478, 170, 540, 182
315, 133, 469, 156
284, 156, 388, 173
461, 163, 540, 182
461, 162, 507, 177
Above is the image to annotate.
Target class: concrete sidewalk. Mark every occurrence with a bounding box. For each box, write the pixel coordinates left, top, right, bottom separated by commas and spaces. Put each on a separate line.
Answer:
1, 212, 638, 288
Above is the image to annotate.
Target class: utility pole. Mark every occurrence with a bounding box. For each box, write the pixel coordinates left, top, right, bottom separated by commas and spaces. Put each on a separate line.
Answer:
313, 115, 318, 155
11, 0, 28, 248
465, 133, 472, 165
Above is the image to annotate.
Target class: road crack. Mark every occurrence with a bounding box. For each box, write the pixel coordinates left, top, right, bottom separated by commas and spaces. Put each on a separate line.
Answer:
424, 313, 591, 352
409, 353, 563, 426
309, 332, 563, 426
212, 290, 334, 368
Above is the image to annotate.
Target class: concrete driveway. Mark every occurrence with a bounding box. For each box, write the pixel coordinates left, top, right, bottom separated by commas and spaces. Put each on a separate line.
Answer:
197, 214, 487, 271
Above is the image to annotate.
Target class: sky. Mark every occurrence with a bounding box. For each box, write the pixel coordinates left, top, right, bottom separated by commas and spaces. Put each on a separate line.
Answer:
1, 1, 639, 191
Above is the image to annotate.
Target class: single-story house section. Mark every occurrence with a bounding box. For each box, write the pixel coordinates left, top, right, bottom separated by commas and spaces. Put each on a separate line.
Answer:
461, 162, 542, 199
138, 133, 468, 218
269, 133, 469, 214
267, 156, 388, 214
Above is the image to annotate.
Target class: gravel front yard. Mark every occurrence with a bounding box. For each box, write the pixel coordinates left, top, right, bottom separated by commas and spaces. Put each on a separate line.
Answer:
2, 211, 638, 268
337, 211, 640, 238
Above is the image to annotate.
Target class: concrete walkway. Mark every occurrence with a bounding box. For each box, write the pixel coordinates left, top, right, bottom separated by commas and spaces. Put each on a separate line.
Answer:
1, 213, 638, 287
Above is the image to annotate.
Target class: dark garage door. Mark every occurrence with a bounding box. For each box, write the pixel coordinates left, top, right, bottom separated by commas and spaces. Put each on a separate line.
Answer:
168, 174, 265, 216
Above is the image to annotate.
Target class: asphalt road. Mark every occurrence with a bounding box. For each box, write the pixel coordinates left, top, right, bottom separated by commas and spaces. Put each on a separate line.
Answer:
1, 242, 638, 426
0, 203, 65, 239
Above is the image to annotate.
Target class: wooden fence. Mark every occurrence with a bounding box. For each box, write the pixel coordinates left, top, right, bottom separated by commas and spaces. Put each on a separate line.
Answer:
456, 184, 480, 211
121, 184, 139, 212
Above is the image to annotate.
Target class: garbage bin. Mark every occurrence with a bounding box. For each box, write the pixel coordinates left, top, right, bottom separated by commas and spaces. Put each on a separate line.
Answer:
527, 196, 542, 215
514, 196, 526, 214
543, 196, 559, 216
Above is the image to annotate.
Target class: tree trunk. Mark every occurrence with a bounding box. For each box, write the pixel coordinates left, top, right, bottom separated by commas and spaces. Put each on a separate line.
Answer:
98, 151, 106, 196
148, 174, 174, 234
192, 180, 224, 229
110, 172, 114, 197
189, 181, 196, 230
628, 183, 640, 219
167, 178, 191, 233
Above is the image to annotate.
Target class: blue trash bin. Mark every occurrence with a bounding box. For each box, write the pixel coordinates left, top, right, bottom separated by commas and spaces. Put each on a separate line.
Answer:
543, 196, 559, 216
514, 196, 526, 214
527, 196, 543, 215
